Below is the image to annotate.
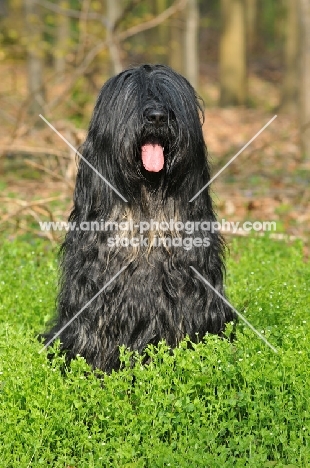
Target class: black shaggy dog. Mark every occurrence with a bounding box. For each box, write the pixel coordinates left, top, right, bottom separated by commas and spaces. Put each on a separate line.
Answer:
43, 64, 235, 373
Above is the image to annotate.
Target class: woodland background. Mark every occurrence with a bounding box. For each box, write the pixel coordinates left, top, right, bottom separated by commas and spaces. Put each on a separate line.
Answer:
0, 0, 309, 249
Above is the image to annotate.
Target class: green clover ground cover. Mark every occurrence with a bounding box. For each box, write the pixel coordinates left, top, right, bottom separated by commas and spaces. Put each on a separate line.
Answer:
0, 236, 309, 467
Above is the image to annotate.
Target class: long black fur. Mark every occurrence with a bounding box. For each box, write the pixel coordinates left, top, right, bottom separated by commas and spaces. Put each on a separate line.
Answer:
43, 64, 235, 373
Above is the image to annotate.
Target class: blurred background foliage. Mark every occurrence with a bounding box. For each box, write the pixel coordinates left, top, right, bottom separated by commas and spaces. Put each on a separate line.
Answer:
0, 0, 309, 246
0, 0, 305, 124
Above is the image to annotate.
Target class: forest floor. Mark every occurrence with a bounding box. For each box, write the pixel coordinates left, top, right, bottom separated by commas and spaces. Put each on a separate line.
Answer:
0, 63, 309, 255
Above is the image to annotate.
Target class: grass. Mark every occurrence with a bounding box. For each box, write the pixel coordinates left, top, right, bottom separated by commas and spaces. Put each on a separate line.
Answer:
0, 235, 309, 467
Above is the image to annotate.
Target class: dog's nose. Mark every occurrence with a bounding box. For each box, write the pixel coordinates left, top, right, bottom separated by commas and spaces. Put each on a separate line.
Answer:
145, 109, 167, 127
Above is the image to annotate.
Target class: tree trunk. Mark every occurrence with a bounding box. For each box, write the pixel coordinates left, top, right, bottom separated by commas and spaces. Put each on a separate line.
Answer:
219, 0, 247, 106
55, 5, 70, 79
169, 9, 184, 74
24, 0, 45, 116
0, 0, 8, 16
281, 0, 299, 113
245, 0, 257, 53
107, 0, 122, 75
299, 0, 310, 158
184, 0, 199, 88
155, 0, 169, 64
157, 0, 168, 43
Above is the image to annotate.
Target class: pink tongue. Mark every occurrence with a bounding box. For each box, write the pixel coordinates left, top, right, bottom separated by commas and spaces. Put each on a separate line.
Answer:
141, 144, 164, 172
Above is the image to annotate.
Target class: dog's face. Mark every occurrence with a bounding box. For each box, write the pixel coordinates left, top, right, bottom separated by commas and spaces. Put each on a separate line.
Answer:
86, 64, 207, 192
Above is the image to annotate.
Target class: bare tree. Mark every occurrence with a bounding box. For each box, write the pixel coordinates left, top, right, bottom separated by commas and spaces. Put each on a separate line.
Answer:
55, 5, 70, 78
24, 0, 45, 116
107, 0, 122, 74
281, 0, 299, 113
169, 8, 184, 73
219, 0, 247, 106
22, 0, 188, 124
0, 0, 8, 16
157, 0, 169, 51
245, 0, 257, 53
184, 0, 198, 88
299, 0, 310, 158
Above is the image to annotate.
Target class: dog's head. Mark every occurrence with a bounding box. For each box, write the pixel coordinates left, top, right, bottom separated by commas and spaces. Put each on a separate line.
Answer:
82, 65, 208, 197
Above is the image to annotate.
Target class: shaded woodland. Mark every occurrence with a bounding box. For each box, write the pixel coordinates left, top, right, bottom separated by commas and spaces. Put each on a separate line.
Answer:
0, 0, 309, 247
